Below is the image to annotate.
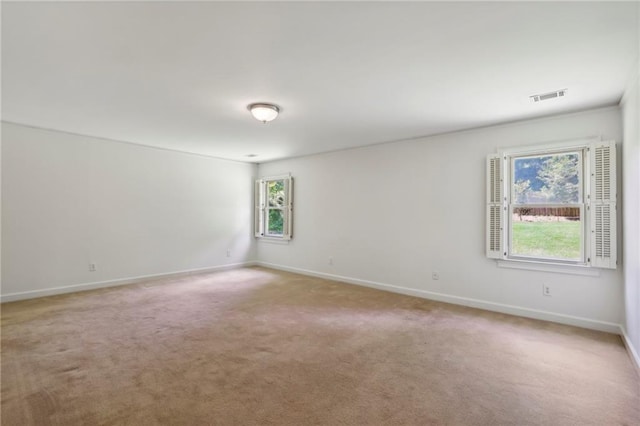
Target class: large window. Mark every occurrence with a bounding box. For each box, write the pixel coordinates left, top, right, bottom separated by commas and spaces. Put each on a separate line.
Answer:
487, 140, 616, 268
255, 175, 293, 240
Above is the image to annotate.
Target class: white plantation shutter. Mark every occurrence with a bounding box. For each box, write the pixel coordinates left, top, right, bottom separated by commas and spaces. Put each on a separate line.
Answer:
282, 177, 293, 240
590, 141, 617, 268
486, 154, 504, 259
254, 179, 265, 237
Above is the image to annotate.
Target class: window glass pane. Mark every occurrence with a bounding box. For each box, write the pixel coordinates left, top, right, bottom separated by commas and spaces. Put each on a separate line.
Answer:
513, 152, 580, 204
268, 180, 285, 207
267, 209, 284, 236
512, 207, 581, 260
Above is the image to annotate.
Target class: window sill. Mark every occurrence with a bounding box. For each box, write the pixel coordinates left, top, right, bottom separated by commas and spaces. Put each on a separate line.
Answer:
257, 237, 290, 245
497, 259, 600, 276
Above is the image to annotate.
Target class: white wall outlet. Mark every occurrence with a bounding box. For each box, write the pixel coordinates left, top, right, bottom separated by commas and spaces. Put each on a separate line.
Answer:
432, 272, 439, 280
226, 249, 231, 258
543, 284, 552, 296
89, 263, 97, 272
328, 257, 334, 266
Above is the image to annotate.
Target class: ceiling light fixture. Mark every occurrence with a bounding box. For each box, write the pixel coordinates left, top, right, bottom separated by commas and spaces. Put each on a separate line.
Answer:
248, 103, 280, 123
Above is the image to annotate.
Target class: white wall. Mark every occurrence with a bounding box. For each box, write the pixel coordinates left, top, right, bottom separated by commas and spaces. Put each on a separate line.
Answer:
258, 107, 624, 332
620, 3, 640, 367
1, 123, 257, 300
0, 126, 2, 296
0, 105, 632, 343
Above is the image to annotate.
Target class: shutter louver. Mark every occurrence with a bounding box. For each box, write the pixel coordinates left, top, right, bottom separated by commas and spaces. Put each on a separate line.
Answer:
486, 155, 504, 259
282, 177, 293, 240
590, 141, 616, 268
254, 179, 265, 237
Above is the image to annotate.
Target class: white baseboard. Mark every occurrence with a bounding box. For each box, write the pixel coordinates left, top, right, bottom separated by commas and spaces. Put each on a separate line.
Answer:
257, 261, 621, 334
620, 326, 640, 375
0, 261, 257, 303
4, 261, 637, 372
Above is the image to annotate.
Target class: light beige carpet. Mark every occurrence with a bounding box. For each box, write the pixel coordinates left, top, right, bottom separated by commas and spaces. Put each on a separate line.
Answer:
2, 267, 639, 425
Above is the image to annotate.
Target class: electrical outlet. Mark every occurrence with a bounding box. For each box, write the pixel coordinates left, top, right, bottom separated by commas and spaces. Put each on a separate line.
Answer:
226, 249, 231, 258
432, 272, 440, 280
328, 257, 334, 266
543, 284, 552, 296
89, 263, 97, 272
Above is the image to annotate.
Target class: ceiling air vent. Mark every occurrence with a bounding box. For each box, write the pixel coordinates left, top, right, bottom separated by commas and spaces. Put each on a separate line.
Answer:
530, 89, 567, 103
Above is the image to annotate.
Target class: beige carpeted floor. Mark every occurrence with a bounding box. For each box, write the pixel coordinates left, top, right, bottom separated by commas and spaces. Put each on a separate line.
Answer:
1, 267, 639, 425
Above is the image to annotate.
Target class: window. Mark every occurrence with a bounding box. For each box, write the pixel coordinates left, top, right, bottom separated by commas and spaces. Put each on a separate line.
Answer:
255, 175, 293, 240
487, 140, 616, 268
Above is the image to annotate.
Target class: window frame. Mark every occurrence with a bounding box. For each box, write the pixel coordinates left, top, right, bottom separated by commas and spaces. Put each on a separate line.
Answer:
507, 148, 587, 265
254, 174, 293, 240
486, 138, 617, 269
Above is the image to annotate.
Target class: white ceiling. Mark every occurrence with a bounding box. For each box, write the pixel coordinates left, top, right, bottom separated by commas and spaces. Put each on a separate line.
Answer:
2, 1, 638, 163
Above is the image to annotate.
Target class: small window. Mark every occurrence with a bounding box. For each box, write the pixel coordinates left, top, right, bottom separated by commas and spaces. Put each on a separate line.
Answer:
487, 140, 616, 269
255, 175, 293, 240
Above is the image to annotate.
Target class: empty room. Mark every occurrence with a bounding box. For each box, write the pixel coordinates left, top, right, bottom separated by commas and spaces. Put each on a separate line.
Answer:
1, 1, 639, 425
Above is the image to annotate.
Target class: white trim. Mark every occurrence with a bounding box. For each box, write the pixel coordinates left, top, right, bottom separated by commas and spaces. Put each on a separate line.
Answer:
259, 173, 291, 181
0, 261, 257, 303
497, 259, 600, 276
257, 238, 290, 245
257, 106, 620, 165
257, 262, 619, 334
255, 174, 293, 240
4, 261, 636, 372
499, 137, 599, 157
619, 60, 639, 106
620, 326, 640, 376
1, 121, 254, 165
